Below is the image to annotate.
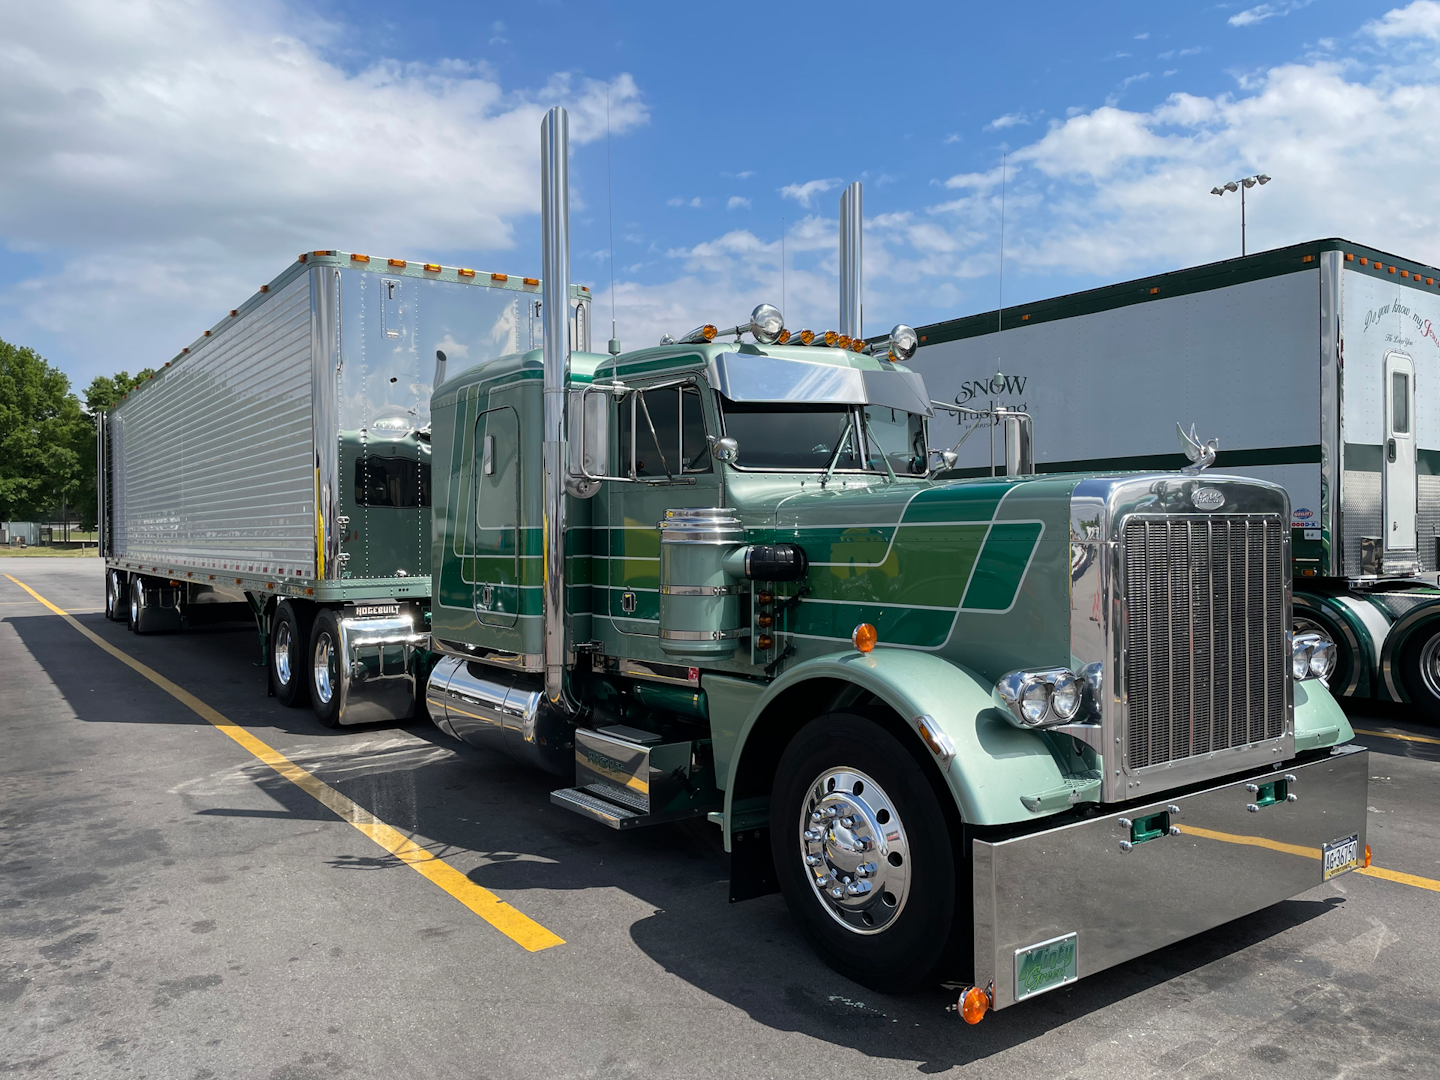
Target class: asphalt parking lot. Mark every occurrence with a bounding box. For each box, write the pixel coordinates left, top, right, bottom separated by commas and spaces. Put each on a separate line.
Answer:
2, 558, 1438, 1080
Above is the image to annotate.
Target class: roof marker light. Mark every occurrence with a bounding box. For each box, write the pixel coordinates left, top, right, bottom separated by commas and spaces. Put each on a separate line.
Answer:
313, 250, 332, 256
796, 329, 815, 345
352, 254, 370, 263
678, 324, 718, 344
1346, 253, 1354, 261
492, 272, 509, 282
229, 310, 238, 317
389, 258, 406, 267
458, 268, 475, 277
524, 277, 540, 286
819, 330, 839, 347
836, 335, 853, 350
424, 263, 441, 272
260, 285, 269, 293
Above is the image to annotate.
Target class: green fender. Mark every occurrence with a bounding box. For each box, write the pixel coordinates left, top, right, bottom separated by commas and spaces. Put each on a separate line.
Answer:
1377, 597, 1440, 704
1293, 590, 1388, 699
715, 648, 1094, 848
1293, 677, 1354, 752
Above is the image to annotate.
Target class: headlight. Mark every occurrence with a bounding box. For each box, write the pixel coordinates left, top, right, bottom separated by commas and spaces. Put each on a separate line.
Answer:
1020, 678, 1050, 724
994, 668, 1087, 729
1050, 671, 1082, 720
1292, 629, 1337, 682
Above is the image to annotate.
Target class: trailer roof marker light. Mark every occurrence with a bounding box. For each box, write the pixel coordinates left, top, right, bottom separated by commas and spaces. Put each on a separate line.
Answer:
523, 277, 540, 286
1389, 266, 1397, 274
313, 250, 332, 256
1360, 258, 1368, 265
1149, 287, 1160, 294
351, 254, 370, 263
203, 330, 211, 336
1345, 253, 1354, 261
852, 623, 877, 653
1021, 313, 1030, 320
1303, 255, 1314, 263
492, 273, 509, 282
388, 258, 406, 268
230, 310, 238, 317
458, 268, 475, 277
260, 285, 269, 292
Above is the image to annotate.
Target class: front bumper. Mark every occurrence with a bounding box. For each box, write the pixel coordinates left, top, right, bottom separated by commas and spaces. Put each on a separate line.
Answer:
973, 743, 1369, 1010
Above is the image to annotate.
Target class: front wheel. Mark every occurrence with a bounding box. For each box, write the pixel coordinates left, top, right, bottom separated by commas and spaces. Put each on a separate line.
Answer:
1397, 622, 1440, 724
309, 609, 344, 728
770, 712, 966, 993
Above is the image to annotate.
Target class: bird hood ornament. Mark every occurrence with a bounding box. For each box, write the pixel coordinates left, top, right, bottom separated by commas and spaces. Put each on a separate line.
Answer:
1177, 423, 1219, 474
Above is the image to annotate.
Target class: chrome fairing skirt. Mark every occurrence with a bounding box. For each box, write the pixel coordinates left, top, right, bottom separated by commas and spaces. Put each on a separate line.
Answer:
974, 744, 1368, 1010
1123, 516, 1286, 768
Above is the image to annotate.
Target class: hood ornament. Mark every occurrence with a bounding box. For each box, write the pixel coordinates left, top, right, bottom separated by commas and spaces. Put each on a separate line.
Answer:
1177, 423, 1218, 475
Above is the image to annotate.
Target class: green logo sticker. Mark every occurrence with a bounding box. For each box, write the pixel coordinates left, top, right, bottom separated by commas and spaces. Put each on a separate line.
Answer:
1014, 932, 1079, 1001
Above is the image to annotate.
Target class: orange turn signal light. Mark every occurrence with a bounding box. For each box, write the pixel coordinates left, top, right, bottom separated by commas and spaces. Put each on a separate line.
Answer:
700, 324, 718, 341
836, 335, 853, 350
960, 985, 990, 1024
1364, 843, 1372, 868
852, 623, 877, 653
797, 329, 815, 345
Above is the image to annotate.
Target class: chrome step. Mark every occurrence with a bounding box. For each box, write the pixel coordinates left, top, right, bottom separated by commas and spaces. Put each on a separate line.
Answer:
550, 787, 650, 829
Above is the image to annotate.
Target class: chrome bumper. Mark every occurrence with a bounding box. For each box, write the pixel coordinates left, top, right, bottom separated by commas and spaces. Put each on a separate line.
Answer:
973, 743, 1369, 1010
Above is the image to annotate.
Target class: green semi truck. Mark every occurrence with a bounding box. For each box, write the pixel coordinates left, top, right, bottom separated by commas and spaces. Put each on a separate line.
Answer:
102, 108, 1370, 1015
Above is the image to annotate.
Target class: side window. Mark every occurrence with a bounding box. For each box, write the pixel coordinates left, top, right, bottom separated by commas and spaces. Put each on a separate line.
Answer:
354, 455, 432, 507
618, 385, 712, 479
1392, 371, 1410, 434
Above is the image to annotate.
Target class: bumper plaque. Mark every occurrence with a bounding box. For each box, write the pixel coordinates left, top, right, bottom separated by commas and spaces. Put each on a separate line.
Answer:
1014, 932, 1078, 1001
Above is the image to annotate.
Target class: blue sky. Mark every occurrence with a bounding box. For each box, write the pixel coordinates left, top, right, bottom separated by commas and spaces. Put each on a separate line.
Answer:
3, 0, 1438, 387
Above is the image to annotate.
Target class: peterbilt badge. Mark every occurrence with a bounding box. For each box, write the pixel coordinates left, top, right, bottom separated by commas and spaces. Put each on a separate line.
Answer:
1191, 487, 1226, 510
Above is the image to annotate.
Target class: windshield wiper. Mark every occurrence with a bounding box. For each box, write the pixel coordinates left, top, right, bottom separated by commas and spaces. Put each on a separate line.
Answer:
819, 423, 854, 488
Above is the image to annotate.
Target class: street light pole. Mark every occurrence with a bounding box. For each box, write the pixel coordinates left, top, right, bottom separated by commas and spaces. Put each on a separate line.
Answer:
1210, 173, 1271, 256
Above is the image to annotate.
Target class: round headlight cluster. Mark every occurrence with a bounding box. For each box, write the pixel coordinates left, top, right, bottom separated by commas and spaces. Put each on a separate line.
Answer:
994, 668, 1088, 728
1293, 629, 1337, 683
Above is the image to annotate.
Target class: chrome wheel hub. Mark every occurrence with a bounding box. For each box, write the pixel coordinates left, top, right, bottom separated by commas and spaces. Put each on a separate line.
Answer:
313, 632, 336, 705
274, 621, 293, 686
1419, 633, 1440, 701
799, 767, 910, 935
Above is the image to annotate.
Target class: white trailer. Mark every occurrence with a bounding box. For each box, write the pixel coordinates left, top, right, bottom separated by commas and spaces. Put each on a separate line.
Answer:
912, 239, 1440, 718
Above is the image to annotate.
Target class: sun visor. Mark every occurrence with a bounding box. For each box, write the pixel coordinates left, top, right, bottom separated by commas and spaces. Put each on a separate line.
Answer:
706, 352, 931, 415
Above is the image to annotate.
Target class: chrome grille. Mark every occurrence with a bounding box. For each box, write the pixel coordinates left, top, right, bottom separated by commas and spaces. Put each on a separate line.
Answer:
1123, 516, 1286, 769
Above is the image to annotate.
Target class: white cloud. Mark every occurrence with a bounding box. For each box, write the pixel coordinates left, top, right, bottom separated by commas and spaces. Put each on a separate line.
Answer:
985, 113, 1030, 131
722, 170, 755, 180
668, 196, 703, 208
1135, 32, 1150, 40
778, 178, 842, 208
0, 0, 646, 380
944, 133, 963, 145
1366, 0, 1440, 41
726, 196, 751, 210
1229, 1, 1314, 29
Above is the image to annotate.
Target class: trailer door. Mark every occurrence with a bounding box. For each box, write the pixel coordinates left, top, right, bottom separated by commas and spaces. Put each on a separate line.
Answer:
1383, 350, 1418, 574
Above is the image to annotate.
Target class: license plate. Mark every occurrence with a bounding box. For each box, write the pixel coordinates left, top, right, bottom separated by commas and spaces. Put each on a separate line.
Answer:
1014, 932, 1078, 1002
1323, 833, 1360, 880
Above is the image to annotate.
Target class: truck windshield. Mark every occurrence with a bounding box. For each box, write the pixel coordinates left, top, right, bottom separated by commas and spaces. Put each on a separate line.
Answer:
719, 401, 926, 475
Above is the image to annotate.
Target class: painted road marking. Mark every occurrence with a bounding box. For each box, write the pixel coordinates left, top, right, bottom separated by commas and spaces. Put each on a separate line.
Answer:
1354, 726, 1440, 747
3, 574, 565, 953
1176, 824, 1440, 893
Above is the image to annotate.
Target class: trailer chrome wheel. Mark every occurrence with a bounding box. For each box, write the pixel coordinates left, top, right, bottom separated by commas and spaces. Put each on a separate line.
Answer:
105, 570, 127, 621
269, 601, 311, 708
128, 576, 145, 633
798, 767, 911, 934
309, 609, 343, 728
770, 711, 966, 993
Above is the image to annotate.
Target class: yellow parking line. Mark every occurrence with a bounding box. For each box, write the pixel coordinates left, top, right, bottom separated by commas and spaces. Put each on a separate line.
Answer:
1170, 823, 1440, 894
1353, 726, 1440, 747
3, 574, 565, 953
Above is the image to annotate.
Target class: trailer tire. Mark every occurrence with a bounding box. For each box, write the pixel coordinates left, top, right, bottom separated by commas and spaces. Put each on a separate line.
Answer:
128, 576, 146, 634
309, 608, 344, 728
270, 601, 312, 708
770, 712, 963, 994
105, 570, 127, 622
1397, 622, 1440, 724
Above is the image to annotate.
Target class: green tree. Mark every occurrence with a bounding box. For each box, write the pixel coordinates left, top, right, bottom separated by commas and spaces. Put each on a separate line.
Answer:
84, 368, 156, 413
0, 337, 89, 526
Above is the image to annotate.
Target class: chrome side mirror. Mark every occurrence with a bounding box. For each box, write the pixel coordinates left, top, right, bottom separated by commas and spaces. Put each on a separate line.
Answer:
927, 448, 958, 473
710, 436, 739, 463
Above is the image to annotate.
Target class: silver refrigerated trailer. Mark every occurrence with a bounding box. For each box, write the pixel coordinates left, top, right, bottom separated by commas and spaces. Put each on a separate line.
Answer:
909, 238, 1440, 718
98, 250, 591, 726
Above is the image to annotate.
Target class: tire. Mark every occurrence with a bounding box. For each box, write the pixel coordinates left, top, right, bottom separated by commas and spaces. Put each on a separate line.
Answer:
128, 576, 145, 633
270, 601, 312, 708
309, 608, 344, 728
770, 711, 965, 993
105, 570, 127, 622
1397, 622, 1440, 724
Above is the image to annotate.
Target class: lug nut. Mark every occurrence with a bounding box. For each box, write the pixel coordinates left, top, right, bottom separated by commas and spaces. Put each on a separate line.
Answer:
1286, 793, 1298, 803
845, 880, 873, 896
1117, 817, 1132, 829
839, 815, 859, 829
1169, 825, 1182, 837
853, 837, 874, 852
856, 862, 877, 877
805, 854, 823, 867
1246, 803, 1259, 814
1119, 840, 1133, 852
829, 886, 845, 899
804, 828, 823, 842
1245, 783, 1259, 794
1166, 804, 1180, 815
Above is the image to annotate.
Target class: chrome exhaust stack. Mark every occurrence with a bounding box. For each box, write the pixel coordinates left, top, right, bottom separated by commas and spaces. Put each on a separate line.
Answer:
839, 181, 862, 340
540, 106, 578, 716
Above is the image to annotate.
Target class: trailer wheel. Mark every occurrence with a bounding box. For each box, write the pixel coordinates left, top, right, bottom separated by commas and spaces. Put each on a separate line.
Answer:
270, 601, 312, 708
769, 712, 963, 993
1397, 622, 1440, 724
309, 609, 344, 728
128, 576, 146, 634
105, 570, 127, 622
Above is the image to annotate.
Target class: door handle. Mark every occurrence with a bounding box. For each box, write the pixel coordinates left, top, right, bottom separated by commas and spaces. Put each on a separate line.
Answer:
1388, 438, 1397, 463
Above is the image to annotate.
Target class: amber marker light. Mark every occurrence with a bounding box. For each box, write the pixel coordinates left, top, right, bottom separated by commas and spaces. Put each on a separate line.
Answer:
797, 329, 815, 345
1364, 844, 1373, 868
491, 272, 509, 282
959, 986, 990, 1024
424, 263, 442, 272
523, 277, 540, 286
836, 335, 853, 349
852, 623, 877, 653
351, 253, 370, 263
458, 268, 476, 277
820, 330, 839, 347
777, 329, 791, 344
